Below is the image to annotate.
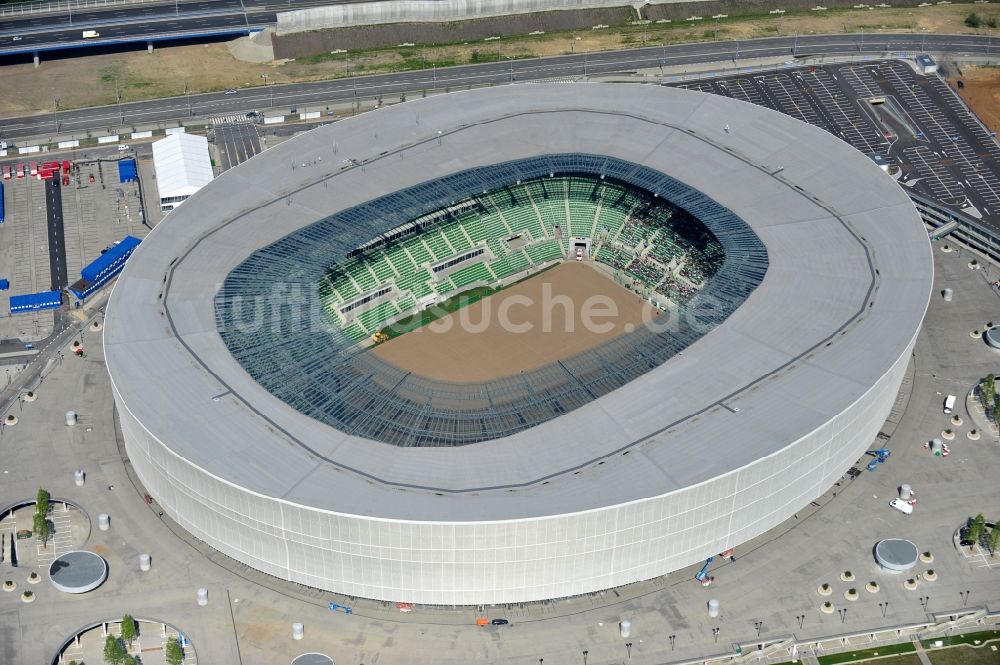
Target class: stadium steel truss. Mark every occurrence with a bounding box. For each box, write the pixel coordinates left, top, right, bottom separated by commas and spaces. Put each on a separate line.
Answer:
216, 155, 768, 447
106, 84, 932, 605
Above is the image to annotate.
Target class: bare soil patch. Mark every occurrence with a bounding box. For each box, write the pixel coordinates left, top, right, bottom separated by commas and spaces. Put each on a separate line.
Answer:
948, 65, 1000, 135
372, 262, 655, 382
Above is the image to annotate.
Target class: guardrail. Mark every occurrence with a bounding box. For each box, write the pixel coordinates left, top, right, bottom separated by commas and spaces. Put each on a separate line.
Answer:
0, 0, 181, 18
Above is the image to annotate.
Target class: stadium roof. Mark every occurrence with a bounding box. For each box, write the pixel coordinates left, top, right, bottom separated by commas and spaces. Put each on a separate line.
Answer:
105, 84, 932, 522
150, 132, 213, 201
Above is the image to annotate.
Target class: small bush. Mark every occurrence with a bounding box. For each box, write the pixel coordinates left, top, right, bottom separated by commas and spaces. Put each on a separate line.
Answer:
966, 12, 983, 28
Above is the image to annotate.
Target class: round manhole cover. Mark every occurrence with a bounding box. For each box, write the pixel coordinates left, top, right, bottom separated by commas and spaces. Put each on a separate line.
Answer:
291, 654, 334, 665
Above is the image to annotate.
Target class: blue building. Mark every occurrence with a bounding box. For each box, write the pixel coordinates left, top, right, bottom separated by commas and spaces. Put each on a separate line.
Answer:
69, 236, 142, 301
10, 291, 62, 314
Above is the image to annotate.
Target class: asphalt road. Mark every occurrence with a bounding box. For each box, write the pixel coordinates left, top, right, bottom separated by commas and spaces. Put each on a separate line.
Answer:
1, 33, 997, 143
0, 0, 375, 53
44, 178, 68, 290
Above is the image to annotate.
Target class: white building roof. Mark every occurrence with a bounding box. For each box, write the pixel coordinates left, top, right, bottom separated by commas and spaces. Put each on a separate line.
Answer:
151, 132, 213, 200
105, 84, 932, 521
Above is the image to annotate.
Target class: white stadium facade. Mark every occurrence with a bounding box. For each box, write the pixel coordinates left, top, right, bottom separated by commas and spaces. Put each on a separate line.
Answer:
105, 84, 933, 605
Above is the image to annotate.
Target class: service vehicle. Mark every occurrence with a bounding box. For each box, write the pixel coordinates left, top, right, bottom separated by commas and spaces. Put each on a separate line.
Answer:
82, 30, 100, 38
943, 394, 956, 414
889, 498, 913, 515
575, 247, 584, 261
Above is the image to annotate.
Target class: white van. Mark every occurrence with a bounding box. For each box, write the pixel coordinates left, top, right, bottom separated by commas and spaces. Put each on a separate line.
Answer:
889, 498, 913, 515
82, 30, 100, 38
943, 395, 956, 414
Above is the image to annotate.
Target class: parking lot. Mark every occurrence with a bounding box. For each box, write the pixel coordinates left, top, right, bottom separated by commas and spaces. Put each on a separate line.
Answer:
60, 159, 149, 281
0, 156, 150, 345
0, 171, 56, 342
213, 121, 262, 172
673, 58, 1000, 232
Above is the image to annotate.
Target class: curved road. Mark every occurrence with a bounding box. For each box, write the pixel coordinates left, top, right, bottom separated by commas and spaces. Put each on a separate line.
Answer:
1, 33, 997, 142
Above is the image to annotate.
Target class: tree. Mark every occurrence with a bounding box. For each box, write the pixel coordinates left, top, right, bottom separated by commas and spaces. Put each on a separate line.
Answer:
994, 402, 1000, 425
989, 524, 1000, 557
165, 636, 184, 665
966, 12, 983, 28
120, 614, 138, 647
103, 635, 126, 665
35, 488, 50, 518
122, 656, 137, 665
32, 513, 51, 550
967, 514, 987, 551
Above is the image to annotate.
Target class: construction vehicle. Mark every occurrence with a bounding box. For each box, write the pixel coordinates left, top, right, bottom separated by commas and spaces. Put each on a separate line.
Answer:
695, 557, 715, 586
866, 448, 890, 472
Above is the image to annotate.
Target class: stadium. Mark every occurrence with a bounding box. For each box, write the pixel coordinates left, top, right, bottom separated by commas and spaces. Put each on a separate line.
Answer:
104, 83, 933, 605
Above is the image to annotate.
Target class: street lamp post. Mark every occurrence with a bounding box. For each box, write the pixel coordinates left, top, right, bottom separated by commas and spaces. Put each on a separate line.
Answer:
669, 634, 676, 650
796, 614, 805, 630
839, 608, 848, 624
625, 642, 632, 659
713, 627, 720, 643
582, 650, 588, 665
52, 95, 60, 133
880, 601, 889, 618
961, 590, 971, 606
919, 596, 929, 611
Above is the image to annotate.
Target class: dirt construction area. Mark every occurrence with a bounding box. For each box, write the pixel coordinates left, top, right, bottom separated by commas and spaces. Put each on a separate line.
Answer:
372, 262, 656, 382
949, 65, 1000, 135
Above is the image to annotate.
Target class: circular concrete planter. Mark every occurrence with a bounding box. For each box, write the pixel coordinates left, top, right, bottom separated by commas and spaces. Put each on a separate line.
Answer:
845, 588, 859, 601
972, 330, 982, 339
924, 569, 937, 581
20, 591, 34, 603
951, 415, 963, 427
968, 429, 981, 441
904, 578, 918, 591
27, 572, 40, 585
920, 551, 934, 564
90, 321, 103, 331
821, 602, 835, 614
942, 429, 955, 440
866, 581, 880, 593
818, 583, 833, 596
840, 571, 855, 582
2, 580, 15, 592
23, 391, 37, 403
969, 259, 980, 270
941, 244, 953, 253
4, 415, 16, 426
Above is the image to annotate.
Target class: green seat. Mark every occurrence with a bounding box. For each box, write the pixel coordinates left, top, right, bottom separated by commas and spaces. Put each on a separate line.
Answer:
356, 300, 400, 333
450, 262, 493, 289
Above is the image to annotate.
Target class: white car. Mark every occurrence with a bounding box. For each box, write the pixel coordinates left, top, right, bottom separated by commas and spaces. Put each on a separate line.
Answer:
118, 144, 130, 152
943, 394, 956, 414
224, 89, 238, 95
575, 248, 584, 261
889, 498, 913, 515
12, 36, 22, 42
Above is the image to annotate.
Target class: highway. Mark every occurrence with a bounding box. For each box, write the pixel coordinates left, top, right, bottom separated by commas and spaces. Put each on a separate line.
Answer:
1, 33, 997, 142
0, 0, 372, 54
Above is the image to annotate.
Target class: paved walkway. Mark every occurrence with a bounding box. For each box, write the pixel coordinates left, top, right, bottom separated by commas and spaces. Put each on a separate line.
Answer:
912, 640, 933, 665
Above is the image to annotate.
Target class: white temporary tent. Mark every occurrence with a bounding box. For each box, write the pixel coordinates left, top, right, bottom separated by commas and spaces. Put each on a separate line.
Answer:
151, 132, 213, 211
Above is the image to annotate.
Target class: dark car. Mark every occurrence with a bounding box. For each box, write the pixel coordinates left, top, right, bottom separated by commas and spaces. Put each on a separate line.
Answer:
491, 619, 509, 626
